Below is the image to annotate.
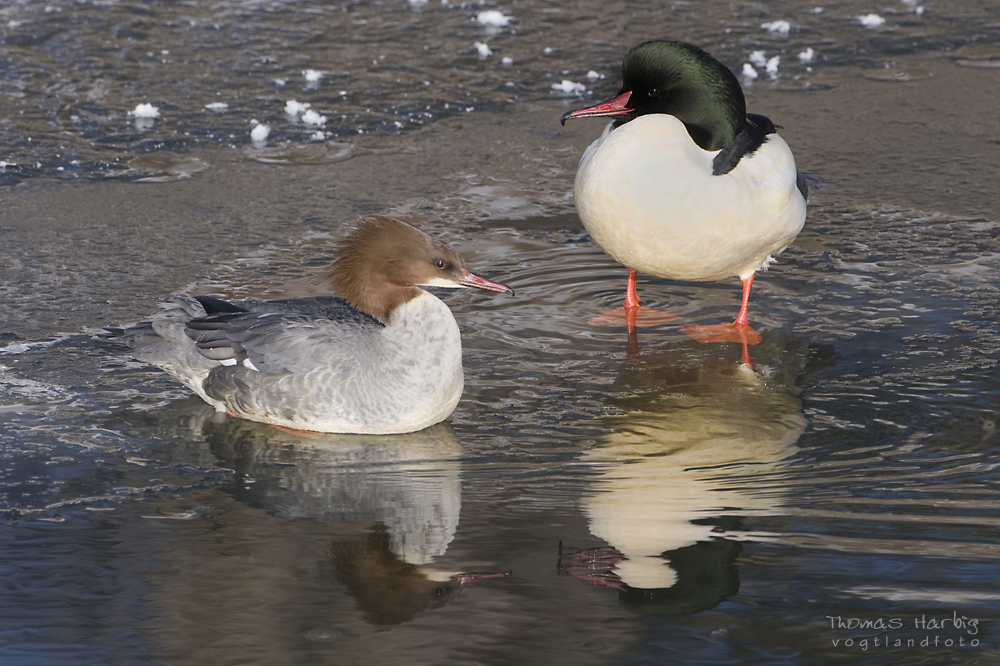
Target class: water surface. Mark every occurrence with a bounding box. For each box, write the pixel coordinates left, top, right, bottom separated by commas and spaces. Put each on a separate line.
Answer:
3, 1, 1000, 664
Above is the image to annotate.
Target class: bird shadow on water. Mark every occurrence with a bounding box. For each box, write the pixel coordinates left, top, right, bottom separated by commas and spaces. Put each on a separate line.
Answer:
103, 401, 510, 626
559, 331, 840, 616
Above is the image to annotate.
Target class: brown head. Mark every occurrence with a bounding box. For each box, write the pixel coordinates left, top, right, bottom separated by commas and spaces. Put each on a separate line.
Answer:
331, 526, 511, 625
331, 215, 513, 323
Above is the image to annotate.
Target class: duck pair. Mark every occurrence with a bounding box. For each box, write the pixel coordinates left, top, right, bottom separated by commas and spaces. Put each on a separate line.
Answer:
118, 40, 806, 434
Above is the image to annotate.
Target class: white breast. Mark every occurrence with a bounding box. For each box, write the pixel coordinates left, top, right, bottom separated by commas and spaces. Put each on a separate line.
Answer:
215, 291, 465, 435
574, 115, 806, 281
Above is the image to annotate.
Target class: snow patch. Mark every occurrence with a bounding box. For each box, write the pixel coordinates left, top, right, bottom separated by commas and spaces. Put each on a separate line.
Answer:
761, 20, 791, 35
551, 80, 585, 95
476, 10, 510, 27
285, 100, 311, 116
858, 13, 886, 28
474, 41, 493, 59
301, 109, 327, 126
130, 103, 160, 118
250, 123, 270, 143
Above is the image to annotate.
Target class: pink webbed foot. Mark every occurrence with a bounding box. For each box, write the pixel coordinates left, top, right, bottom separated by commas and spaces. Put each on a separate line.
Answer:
682, 274, 763, 345
588, 306, 679, 328
680, 321, 762, 346
590, 268, 679, 328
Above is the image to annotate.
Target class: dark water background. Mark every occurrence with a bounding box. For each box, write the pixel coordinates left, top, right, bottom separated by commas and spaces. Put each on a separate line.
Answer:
3, 1, 1000, 664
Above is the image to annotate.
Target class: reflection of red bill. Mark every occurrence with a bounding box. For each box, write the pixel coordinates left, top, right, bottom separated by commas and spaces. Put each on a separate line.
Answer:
454, 570, 512, 587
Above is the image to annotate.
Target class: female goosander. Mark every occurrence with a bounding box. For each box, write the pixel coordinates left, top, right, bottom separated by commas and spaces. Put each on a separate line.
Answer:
561, 40, 807, 348
116, 215, 512, 434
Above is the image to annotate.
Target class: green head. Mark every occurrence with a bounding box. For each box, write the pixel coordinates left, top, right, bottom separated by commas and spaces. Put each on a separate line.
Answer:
562, 40, 746, 151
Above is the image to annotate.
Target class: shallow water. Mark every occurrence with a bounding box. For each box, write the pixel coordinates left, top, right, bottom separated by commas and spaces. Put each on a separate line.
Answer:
3, 0, 1000, 664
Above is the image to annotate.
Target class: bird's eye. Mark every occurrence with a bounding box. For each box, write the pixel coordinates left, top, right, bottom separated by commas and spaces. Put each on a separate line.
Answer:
435, 259, 446, 269
433, 587, 445, 598
647, 89, 660, 98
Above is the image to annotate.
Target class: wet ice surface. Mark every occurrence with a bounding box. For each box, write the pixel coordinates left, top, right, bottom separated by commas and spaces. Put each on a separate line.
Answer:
4, 0, 1000, 664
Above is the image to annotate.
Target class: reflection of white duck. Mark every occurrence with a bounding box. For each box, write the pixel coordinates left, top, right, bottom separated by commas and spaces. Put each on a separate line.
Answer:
579, 364, 805, 591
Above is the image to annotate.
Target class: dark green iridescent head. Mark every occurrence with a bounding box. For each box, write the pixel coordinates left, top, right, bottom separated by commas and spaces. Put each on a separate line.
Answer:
563, 40, 746, 152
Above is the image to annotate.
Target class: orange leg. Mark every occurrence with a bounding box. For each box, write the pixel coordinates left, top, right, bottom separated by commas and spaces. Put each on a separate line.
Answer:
681, 274, 763, 346
733, 273, 753, 328
589, 269, 679, 329
625, 269, 640, 311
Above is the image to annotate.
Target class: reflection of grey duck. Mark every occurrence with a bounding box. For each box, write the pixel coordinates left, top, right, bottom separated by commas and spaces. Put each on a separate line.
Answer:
332, 525, 507, 626
118, 403, 510, 624
143, 405, 465, 567
107, 215, 512, 434
212, 420, 465, 565
565, 341, 830, 614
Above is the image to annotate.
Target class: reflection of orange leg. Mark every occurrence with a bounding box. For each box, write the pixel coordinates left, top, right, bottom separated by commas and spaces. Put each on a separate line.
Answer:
740, 337, 754, 371
681, 274, 762, 345
590, 269, 680, 328
626, 316, 640, 358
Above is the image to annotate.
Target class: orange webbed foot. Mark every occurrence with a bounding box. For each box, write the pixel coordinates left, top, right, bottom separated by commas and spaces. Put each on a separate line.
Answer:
588, 305, 680, 327
680, 321, 762, 346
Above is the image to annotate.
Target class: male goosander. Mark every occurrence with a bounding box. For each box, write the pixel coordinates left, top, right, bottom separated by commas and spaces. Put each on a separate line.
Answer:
561, 40, 807, 350
113, 215, 512, 434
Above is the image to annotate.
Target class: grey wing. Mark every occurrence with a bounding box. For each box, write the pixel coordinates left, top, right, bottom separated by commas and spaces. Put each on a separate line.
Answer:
104, 298, 221, 398
109, 296, 208, 360
186, 304, 382, 375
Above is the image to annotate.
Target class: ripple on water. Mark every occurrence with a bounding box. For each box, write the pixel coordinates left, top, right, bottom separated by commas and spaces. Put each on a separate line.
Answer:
242, 141, 356, 165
